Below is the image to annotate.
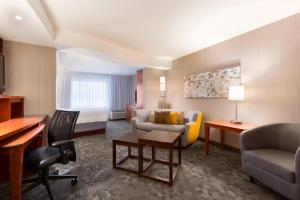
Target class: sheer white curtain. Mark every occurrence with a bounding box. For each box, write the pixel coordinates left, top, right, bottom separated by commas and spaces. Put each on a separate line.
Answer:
70, 72, 110, 110
109, 75, 134, 111
56, 71, 110, 110
56, 71, 135, 111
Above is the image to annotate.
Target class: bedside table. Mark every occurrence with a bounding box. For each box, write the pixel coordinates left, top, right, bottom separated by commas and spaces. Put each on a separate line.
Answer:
204, 120, 257, 155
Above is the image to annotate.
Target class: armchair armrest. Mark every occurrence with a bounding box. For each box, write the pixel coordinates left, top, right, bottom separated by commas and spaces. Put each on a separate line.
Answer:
295, 147, 300, 183
51, 139, 75, 164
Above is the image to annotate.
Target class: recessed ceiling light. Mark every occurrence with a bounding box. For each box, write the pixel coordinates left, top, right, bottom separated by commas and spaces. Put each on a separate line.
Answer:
14, 15, 23, 21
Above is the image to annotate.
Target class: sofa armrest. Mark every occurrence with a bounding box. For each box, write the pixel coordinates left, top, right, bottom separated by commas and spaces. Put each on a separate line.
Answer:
131, 117, 138, 133
184, 112, 202, 145
295, 147, 300, 183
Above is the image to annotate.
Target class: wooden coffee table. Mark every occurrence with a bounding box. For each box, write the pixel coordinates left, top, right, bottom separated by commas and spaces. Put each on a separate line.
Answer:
138, 130, 181, 186
112, 132, 151, 174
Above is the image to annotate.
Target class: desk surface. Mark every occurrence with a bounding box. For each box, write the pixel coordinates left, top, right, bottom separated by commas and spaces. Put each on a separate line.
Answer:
0, 95, 24, 99
0, 115, 46, 141
205, 120, 257, 131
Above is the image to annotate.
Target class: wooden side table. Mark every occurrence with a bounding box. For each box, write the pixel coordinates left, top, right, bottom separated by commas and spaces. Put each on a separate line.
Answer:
138, 130, 181, 186
204, 120, 257, 155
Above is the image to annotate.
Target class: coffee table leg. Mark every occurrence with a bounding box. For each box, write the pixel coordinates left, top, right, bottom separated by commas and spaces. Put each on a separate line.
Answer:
138, 144, 143, 175
169, 147, 173, 186
113, 141, 116, 168
178, 137, 181, 165
128, 146, 131, 157
152, 146, 155, 160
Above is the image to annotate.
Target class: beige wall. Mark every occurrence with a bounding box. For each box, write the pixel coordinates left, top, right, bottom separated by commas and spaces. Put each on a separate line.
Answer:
144, 13, 300, 148
3, 41, 56, 116
143, 68, 166, 109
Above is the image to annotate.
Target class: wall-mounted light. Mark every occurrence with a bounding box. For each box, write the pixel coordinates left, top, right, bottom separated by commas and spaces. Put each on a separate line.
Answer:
14, 15, 23, 21
160, 76, 166, 98
160, 76, 166, 92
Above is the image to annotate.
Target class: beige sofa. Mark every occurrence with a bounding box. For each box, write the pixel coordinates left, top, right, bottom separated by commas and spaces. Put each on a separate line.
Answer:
131, 109, 202, 147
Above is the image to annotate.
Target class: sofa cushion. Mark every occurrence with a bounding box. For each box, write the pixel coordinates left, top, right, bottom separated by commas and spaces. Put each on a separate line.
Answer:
154, 111, 171, 124
170, 112, 178, 125
244, 149, 295, 183
136, 110, 151, 122
136, 122, 185, 133
149, 111, 155, 122
177, 112, 185, 125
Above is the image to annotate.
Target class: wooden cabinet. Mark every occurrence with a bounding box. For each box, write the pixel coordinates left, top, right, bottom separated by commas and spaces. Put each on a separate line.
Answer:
0, 95, 24, 123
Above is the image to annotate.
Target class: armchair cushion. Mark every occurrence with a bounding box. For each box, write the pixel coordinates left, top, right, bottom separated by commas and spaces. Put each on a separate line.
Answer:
244, 149, 295, 183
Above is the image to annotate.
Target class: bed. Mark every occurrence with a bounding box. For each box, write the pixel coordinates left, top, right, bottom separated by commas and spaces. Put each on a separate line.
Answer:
72, 109, 108, 136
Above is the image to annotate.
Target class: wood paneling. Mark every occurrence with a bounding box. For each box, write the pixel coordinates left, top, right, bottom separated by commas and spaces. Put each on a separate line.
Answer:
2, 41, 56, 116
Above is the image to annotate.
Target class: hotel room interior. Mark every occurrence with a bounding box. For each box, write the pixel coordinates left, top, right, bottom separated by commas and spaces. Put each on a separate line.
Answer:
1, 0, 300, 200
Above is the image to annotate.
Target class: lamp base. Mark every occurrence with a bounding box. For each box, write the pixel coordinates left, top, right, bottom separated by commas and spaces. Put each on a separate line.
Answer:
230, 120, 243, 124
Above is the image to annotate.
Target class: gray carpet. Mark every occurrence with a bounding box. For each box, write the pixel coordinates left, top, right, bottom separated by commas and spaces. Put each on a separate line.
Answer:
0, 121, 285, 200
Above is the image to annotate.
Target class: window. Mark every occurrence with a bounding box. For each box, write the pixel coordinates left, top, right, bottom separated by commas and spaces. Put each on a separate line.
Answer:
70, 80, 108, 109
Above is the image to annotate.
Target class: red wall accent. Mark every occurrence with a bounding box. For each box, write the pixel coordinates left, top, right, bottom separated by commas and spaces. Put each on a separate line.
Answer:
136, 69, 143, 108
0, 37, 3, 54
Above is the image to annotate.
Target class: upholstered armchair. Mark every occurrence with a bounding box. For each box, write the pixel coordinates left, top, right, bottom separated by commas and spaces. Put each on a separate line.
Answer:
240, 123, 300, 200
131, 109, 202, 147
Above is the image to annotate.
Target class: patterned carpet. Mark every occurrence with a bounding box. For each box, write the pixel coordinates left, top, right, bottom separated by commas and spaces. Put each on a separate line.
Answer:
0, 121, 285, 200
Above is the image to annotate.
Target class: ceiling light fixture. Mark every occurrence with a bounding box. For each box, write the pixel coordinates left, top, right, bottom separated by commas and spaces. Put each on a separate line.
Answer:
14, 15, 23, 21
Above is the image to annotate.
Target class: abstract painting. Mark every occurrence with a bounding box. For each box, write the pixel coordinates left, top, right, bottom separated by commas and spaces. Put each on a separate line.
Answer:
184, 65, 241, 98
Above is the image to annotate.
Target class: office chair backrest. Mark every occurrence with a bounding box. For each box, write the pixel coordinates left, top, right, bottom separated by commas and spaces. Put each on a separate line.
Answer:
48, 110, 80, 160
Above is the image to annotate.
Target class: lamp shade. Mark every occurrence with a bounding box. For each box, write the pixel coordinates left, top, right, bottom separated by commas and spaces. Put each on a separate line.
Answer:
160, 76, 166, 92
160, 76, 166, 84
160, 83, 166, 91
228, 85, 244, 100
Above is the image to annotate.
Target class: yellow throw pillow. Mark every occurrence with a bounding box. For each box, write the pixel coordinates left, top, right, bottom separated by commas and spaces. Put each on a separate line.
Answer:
170, 112, 178, 125
149, 111, 155, 122
154, 111, 171, 124
177, 112, 185, 125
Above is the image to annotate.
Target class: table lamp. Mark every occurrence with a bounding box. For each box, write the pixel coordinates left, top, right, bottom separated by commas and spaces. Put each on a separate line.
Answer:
228, 85, 244, 124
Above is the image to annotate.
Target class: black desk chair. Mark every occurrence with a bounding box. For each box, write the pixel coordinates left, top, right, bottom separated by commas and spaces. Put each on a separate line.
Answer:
23, 110, 80, 200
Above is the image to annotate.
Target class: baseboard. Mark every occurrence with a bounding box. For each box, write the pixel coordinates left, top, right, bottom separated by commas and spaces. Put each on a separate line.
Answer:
75, 128, 105, 137
109, 118, 127, 121
198, 138, 240, 153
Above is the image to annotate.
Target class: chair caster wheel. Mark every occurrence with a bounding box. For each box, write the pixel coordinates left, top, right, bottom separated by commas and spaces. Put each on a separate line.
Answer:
71, 178, 77, 185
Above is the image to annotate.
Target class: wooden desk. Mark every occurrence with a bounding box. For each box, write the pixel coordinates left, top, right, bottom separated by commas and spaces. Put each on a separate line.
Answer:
0, 96, 24, 123
204, 120, 257, 155
0, 115, 46, 200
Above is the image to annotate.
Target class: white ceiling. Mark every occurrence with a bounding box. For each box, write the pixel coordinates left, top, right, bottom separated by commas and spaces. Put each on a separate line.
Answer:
58, 50, 140, 75
1, 0, 300, 69
0, 0, 53, 46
